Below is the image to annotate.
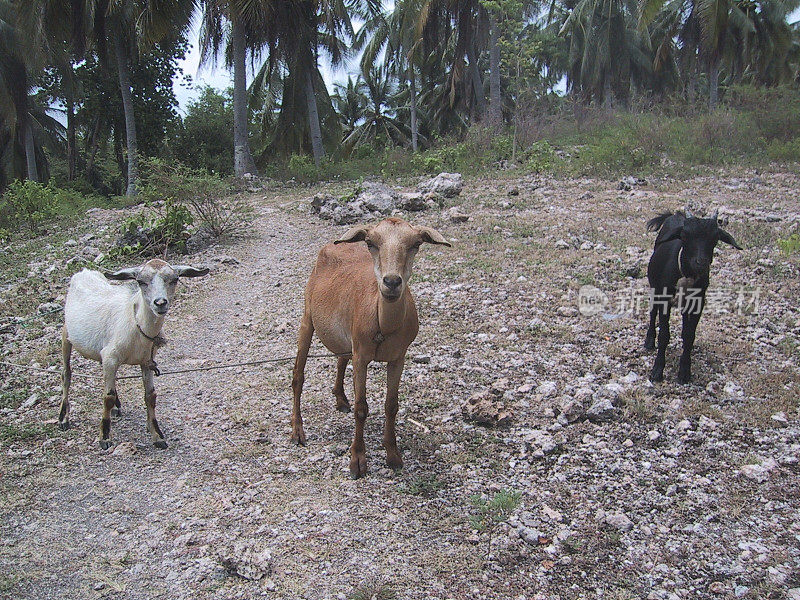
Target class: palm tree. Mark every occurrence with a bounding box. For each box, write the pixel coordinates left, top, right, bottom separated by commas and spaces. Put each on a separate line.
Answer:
0, 0, 67, 186
557, 0, 651, 106
355, 0, 427, 148
417, 0, 489, 121
343, 66, 411, 150
200, 0, 264, 176
247, 0, 355, 166
332, 75, 368, 136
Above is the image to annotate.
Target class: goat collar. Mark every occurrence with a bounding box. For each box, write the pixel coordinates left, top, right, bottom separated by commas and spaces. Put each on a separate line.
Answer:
136, 320, 165, 347
677, 246, 686, 278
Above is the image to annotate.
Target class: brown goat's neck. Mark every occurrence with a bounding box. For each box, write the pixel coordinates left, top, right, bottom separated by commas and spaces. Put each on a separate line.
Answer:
377, 293, 408, 337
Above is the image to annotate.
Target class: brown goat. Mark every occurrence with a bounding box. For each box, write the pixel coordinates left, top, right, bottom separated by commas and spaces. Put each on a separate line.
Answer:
290, 217, 450, 478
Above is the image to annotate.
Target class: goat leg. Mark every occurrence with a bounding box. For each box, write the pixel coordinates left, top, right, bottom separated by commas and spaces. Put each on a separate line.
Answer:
649, 305, 671, 382
59, 327, 72, 431
349, 355, 370, 479
644, 307, 657, 350
142, 366, 167, 448
99, 358, 119, 450
383, 358, 404, 470
291, 312, 314, 446
678, 300, 704, 384
333, 356, 351, 413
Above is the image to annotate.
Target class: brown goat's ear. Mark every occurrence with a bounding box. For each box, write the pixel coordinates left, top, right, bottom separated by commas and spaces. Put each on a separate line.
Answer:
105, 267, 140, 281
173, 265, 210, 278
334, 226, 369, 244
718, 229, 743, 250
416, 226, 452, 247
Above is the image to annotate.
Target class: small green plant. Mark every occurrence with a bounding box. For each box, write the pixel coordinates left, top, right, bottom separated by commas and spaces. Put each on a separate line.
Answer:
469, 489, 522, 562
777, 233, 800, 255
348, 578, 397, 600
0, 423, 52, 446
401, 474, 446, 496
0, 180, 60, 231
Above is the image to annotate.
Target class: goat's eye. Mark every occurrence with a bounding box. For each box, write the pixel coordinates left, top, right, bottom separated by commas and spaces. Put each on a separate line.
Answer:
411, 242, 422, 250
365, 240, 377, 250
137, 280, 148, 287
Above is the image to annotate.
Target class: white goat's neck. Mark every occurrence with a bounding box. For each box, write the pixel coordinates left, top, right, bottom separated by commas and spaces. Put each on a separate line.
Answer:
133, 289, 165, 339
377, 293, 407, 337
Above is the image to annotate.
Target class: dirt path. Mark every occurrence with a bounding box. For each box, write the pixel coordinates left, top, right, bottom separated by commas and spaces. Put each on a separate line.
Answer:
2, 173, 799, 600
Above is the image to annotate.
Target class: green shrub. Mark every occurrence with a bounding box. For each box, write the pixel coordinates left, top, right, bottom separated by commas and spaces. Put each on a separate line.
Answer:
778, 234, 800, 255
287, 154, 317, 182
0, 180, 89, 232
110, 199, 194, 259
138, 157, 249, 239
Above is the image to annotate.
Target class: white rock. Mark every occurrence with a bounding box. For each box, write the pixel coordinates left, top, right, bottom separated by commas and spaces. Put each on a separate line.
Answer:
738, 458, 779, 482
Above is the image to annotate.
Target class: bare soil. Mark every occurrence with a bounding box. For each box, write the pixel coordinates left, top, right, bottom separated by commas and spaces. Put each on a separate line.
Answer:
1, 171, 799, 600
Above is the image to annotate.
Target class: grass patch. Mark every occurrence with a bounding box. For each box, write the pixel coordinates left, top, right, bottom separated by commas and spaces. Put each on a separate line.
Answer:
348, 578, 398, 600
0, 423, 54, 447
401, 473, 446, 497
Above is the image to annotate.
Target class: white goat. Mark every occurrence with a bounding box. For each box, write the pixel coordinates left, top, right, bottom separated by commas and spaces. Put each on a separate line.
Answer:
291, 217, 450, 478
60, 258, 208, 449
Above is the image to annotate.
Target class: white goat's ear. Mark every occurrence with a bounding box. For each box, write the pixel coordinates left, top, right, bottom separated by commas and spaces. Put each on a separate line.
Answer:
417, 226, 452, 247
173, 265, 210, 278
105, 267, 140, 281
334, 226, 369, 244
718, 229, 743, 250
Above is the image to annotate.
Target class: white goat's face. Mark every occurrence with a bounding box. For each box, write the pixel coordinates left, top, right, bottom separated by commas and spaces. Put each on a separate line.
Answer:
335, 218, 451, 302
106, 259, 209, 316
137, 260, 179, 315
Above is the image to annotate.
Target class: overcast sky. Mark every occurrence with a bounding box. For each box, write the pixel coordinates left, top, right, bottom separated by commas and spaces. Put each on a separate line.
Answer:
174, 14, 357, 113
175, 7, 800, 113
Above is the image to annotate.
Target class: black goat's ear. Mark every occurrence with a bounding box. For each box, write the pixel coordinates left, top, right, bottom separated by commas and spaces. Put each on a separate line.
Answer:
654, 224, 683, 245
718, 229, 743, 250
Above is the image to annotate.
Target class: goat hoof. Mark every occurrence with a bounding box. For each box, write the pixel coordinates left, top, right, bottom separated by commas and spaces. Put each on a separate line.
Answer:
649, 371, 664, 383
291, 429, 307, 446
58, 420, 70, 431
644, 339, 655, 351
111, 408, 122, 418
386, 453, 403, 471
349, 454, 368, 479
154, 439, 168, 449
677, 372, 691, 385
99, 439, 113, 450
336, 402, 351, 414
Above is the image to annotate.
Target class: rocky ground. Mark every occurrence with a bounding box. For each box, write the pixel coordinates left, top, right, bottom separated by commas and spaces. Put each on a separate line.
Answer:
1, 170, 799, 600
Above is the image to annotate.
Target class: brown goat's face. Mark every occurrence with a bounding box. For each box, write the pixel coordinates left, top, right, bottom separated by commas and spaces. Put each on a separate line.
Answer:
105, 259, 209, 316
335, 218, 451, 302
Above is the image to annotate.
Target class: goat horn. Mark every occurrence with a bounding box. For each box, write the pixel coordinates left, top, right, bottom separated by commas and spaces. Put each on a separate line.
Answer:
710, 209, 719, 221
684, 207, 693, 218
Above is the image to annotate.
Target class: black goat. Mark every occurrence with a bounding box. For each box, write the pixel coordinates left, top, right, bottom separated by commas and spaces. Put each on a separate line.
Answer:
644, 209, 742, 383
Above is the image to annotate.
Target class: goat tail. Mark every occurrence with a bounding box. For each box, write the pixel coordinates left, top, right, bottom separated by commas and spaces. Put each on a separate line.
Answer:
647, 212, 678, 232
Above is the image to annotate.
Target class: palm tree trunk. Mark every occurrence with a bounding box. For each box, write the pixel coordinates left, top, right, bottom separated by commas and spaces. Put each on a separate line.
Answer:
708, 59, 719, 109
86, 116, 101, 175
466, 42, 486, 120
23, 120, 39, 182
67, 93, 76, 181
304, 68, 325, 167
687, 64, 697, 105
113, 36, 138, 197
232, 15, 257, 177
489, 15, 502, 126
409, 67, 419, 152
603, 77, 613, 110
